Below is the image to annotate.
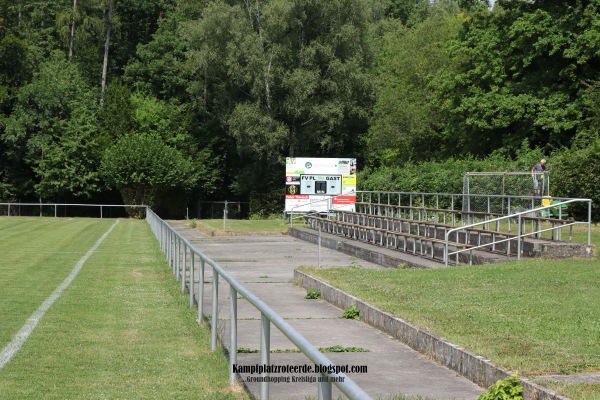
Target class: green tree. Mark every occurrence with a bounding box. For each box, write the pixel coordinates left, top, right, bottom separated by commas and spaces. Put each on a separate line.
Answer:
367, 1, 464, 166
98, 80, 134, 140
34, 107, 103, 199
437, 0, 600, 156
2, 52, 101, 201
123, 14, 190, 102
101, 133, 198, 217
182, 0, 375, 211
130, 93, 190, 149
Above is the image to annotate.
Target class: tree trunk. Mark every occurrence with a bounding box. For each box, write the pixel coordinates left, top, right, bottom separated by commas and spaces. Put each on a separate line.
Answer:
244, 0, 272, 118
289, 119, 297, 157
100, 0, 114, 106
68, 0, 77, 60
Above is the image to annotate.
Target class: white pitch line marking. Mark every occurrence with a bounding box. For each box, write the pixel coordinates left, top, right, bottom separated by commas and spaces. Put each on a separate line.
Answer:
0, 220, 120, 370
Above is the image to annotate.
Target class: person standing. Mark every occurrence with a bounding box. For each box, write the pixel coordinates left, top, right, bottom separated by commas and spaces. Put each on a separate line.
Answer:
531, 159, 547, 196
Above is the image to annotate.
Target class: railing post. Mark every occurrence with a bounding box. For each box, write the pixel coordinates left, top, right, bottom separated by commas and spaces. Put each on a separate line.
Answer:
171, 233, 175, 273
260, 313, 270, 400
176, 238, 181, 281
168, 231, 172, 271
318, 378, 332, 400
230, 286, 238, 385
318, 224, 322, 268
517, 215, 522, 260
507, 198, 512, 233
189, 253, 195, 308
588, 200, 592, 247
211, 272, 219, 351
181, 243, 187, 292
444, 233, 449, 267
198, 259, 205, 325
161, 222, 165, 254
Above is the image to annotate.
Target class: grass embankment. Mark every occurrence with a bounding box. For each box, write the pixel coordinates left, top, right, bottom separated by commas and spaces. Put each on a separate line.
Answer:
0, 217, 246, 400
299, 224, 600, 400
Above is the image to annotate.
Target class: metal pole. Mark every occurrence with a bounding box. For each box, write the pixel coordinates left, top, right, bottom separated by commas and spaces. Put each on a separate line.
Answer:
230, 286, 238, 385
198, 259, 205, 325
181, 244, 187, 292
176, 238, 180, 281
508, 198, 512, 233
100, 205, 103, 219
167, 231, 172, 270
517, 215, 522, 260
588, 201, 592, 247
260, 313, 270, 400
211, 272, 219, 351
189, 253, 195, 308
318, 224, 322, 268
161, 222, 165, 254
223, 200, 228, 230
318, 379, 332, 400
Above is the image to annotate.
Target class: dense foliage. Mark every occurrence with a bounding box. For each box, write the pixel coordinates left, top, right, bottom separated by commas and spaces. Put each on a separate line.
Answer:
0, 0, 598, 218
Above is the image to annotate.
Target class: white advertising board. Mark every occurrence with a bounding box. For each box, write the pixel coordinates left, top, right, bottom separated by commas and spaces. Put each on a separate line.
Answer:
285, 157, 356, 213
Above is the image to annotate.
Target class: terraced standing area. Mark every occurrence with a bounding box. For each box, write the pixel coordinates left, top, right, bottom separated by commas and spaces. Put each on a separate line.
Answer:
298, 224, 600, 400
0, 217, 246, 400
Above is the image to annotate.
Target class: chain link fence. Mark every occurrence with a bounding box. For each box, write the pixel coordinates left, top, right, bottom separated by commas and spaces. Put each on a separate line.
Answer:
462, 172, 550, 215
194, 201, 249, 220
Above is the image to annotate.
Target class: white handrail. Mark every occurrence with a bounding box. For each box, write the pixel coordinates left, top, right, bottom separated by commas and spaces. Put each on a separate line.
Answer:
444, 198, 592, 266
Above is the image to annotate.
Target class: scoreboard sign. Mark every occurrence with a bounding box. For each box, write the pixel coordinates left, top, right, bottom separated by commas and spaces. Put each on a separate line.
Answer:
285, 157, 356, 213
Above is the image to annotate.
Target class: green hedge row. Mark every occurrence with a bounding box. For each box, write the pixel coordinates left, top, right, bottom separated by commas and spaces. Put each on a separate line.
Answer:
358, 141, 600, 221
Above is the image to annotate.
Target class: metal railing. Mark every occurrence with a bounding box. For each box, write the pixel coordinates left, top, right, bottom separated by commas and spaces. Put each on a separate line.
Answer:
356, 190, 589, 230
0, 202, 146, 218
289, 194, 356, 226
444, 199, 592, 266
146, 209, 371, 400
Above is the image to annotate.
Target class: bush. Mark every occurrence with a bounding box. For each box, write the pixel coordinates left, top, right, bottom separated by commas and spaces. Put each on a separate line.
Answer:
249, 188, 285, 219
101, 133, 197, 217
305, 289, 321, 299
551, 139, 600, 221
342, 304, 360, 320
478, 374, 523, 400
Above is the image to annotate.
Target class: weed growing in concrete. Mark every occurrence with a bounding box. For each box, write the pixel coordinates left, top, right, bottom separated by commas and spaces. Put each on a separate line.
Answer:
342, 304, 360, 320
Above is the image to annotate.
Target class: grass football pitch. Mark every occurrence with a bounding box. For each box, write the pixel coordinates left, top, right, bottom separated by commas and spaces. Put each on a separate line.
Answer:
0, 217, 247, 400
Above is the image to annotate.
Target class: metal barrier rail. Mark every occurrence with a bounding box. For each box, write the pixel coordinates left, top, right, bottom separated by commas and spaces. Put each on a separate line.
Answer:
145, 209, 371, 400
444, 199, 592, 267
289, 194, 356, 226
356, 191, 575, 216
0, 202, 146, 218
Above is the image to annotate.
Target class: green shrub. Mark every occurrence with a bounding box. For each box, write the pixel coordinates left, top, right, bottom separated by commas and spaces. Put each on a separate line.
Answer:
101, 133, 197, 217
342, 304, 360, 320
551, 139, 600, 221
305, 289, 321, 299
478, 374, 523, 400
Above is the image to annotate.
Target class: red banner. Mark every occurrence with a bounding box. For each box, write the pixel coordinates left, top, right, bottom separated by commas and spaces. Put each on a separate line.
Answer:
332, 195, 356, 205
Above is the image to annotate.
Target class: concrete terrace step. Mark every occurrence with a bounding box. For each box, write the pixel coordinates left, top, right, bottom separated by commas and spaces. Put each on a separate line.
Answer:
299, 212, 593, 267
289, 226, 515, 269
